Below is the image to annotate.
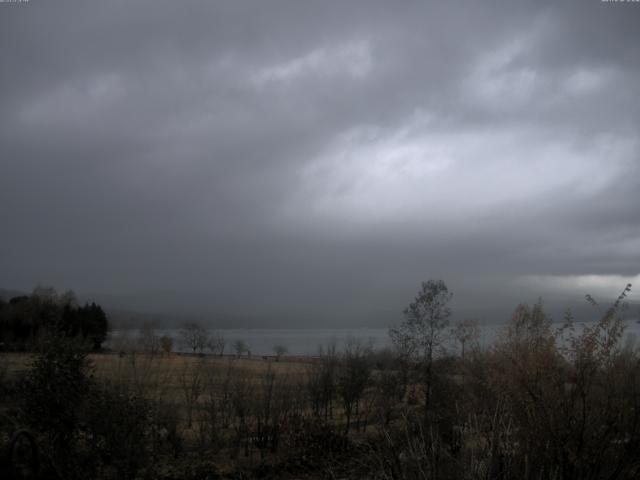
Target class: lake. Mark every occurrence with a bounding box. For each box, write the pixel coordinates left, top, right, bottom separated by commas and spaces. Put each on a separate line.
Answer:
108, 319, 640, 356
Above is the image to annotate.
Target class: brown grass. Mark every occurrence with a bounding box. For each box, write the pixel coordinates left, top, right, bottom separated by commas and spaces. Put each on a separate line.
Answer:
3, 351, 310, 375
2, 351, 313, 405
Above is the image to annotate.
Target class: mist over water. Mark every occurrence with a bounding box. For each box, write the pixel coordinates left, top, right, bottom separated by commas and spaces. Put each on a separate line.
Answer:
108, 319, 640, 356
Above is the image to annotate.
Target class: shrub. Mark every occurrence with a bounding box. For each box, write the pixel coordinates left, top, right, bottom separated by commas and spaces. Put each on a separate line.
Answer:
82, 383, 154, 480
19, 334, 93, 478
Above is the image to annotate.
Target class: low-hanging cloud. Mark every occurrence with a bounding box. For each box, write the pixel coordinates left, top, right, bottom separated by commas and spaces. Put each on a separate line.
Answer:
1, 0, 638, 326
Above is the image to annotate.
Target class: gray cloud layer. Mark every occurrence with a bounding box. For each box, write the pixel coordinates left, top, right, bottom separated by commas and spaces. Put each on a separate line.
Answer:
1, 0, 639, 325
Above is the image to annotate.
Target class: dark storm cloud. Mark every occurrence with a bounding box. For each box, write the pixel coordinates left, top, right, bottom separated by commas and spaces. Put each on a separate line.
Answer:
1, 0, 639, 325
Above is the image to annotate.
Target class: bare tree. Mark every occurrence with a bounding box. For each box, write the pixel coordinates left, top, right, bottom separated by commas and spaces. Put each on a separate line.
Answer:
110, 331, 134, 357
273, 344, 287, 361
180, 322, 209, 354
372, 369, 404, 426
178, 357, 205, 428
307, 342, 338, 420
201, 360, 235, 450
229, 367, 254, 458
233, 339, 248, 358
452, 318, 480, 362
207, 330, 226, 356
110, 339, 172, 399
253, 367, 289, 457
337, 339, 372, 433
389, 279, 453, 416
137, 321, 160, 354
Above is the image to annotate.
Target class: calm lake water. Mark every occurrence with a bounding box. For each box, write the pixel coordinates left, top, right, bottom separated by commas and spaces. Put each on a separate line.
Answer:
108, 320, 640, 356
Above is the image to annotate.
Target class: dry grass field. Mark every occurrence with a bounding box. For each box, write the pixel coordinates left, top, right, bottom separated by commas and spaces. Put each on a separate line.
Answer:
2, 351, 314, 403
2, 351, 312, 377
1, 350, 325, 448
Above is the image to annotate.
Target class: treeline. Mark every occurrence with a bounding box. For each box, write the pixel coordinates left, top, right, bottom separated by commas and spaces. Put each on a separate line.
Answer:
0, 286, 108, 351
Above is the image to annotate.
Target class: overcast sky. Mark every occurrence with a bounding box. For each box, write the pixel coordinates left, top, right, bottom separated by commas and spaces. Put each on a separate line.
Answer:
1, 0, 639, 326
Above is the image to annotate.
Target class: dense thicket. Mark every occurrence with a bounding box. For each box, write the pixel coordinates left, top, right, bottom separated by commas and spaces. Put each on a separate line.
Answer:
0, 287, 108, 351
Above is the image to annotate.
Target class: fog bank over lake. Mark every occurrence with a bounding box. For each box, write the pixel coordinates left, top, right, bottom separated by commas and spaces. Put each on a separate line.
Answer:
108, 320, 640, 356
